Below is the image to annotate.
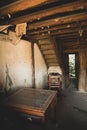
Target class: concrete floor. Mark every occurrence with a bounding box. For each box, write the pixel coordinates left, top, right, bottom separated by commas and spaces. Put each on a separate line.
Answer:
0, 79, 87, 130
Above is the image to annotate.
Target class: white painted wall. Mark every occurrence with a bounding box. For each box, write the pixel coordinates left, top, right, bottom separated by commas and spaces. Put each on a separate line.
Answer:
0, 34, 48, 94
34, 43, 48, 88
0, 34, 32, 92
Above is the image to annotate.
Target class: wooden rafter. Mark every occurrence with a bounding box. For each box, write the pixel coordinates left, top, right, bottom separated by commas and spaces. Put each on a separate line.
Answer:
0, 0, 87, 67
28, 20, 87, 34
0, 0, 49, 17
28, 12, 87, 30
5, 1, 87, 25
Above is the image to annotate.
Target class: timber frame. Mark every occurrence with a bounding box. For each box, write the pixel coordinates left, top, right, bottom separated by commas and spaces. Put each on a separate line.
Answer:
0, 0, 87, 90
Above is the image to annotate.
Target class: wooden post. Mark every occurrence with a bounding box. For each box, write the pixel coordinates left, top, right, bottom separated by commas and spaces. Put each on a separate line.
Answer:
78, 50, 87, 91
31, 41, 35, 88
63, 53, 70, 87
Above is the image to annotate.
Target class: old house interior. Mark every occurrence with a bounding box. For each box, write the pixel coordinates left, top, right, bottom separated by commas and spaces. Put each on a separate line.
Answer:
0, 0, 87, 130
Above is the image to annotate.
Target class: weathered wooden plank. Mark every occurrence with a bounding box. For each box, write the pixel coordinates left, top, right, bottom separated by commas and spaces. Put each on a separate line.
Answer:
28, 24, 77, 34
38, 39, 52, 45
44, 54, 57, 59
0, 0, 49, 17
64, 49, 79, 53
42, 50, 55, 55
28, 20, 87, 36
8, 1, 87, 25
28, 12, 87, 30
47, 61, 58, 64
46, 59, 58, 63
60, 36, 78, 41
57, 33, 78, 38
45, 57, 57, 60
57, 35, 84, 42
63, 43, 87, 53
29, 27, 83, 36
28, 34, 50, 40
40, 44, 54, 50
48, 63, 59, 66
62, 41, 80, 46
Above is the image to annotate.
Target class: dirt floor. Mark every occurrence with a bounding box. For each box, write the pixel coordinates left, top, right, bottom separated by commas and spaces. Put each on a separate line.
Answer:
0, 79, 87, 130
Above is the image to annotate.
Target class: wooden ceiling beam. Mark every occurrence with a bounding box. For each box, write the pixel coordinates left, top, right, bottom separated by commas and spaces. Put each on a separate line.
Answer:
28, 23, 77, 34
6, 1, 87, 25
64, 49, 79, 53
28, 30, 87, 41
58, 38, 78, 42
0, 0, 49, 17
29, 26, 78, 35
29, 28, 79, 37
28, 22, 87, 35
58, 31, 87, 40
57, 32, 78, 38
29, 26, 87, 35
28, 12, 87, 30
63, 41, 80, 46
63, 44, 87, 53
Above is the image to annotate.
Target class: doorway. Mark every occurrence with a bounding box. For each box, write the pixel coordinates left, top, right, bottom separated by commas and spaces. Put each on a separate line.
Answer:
68, 54, 75, 78
68, 53, 79, 89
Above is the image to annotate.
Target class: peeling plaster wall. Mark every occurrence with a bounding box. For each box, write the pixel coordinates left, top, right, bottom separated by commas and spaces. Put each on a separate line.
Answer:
0, 34, 32, 92
34, 43, 48, 89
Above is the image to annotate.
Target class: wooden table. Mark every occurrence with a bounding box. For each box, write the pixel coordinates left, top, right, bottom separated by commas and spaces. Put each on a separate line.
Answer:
3, 87, 57, 122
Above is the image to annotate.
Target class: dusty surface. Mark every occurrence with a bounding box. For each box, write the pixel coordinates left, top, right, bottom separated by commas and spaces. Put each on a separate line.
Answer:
0, 79, 87, 130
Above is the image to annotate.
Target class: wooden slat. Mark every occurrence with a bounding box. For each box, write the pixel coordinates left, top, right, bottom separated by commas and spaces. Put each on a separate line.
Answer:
47, 61, 58, 64
44, 54, 57, 59
46, 59, 58, 63
42, 50, 55, 55
45, 57, 57, 60
38, 39, 52, 45
29, 35, 50, 40
48, 63, 59, 66
40, 44, 54, 50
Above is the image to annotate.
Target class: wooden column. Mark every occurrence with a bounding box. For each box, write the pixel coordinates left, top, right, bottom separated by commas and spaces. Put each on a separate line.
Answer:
31, 41, 35, 88
63, 53, 70, 87
78, 50, 87, 91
